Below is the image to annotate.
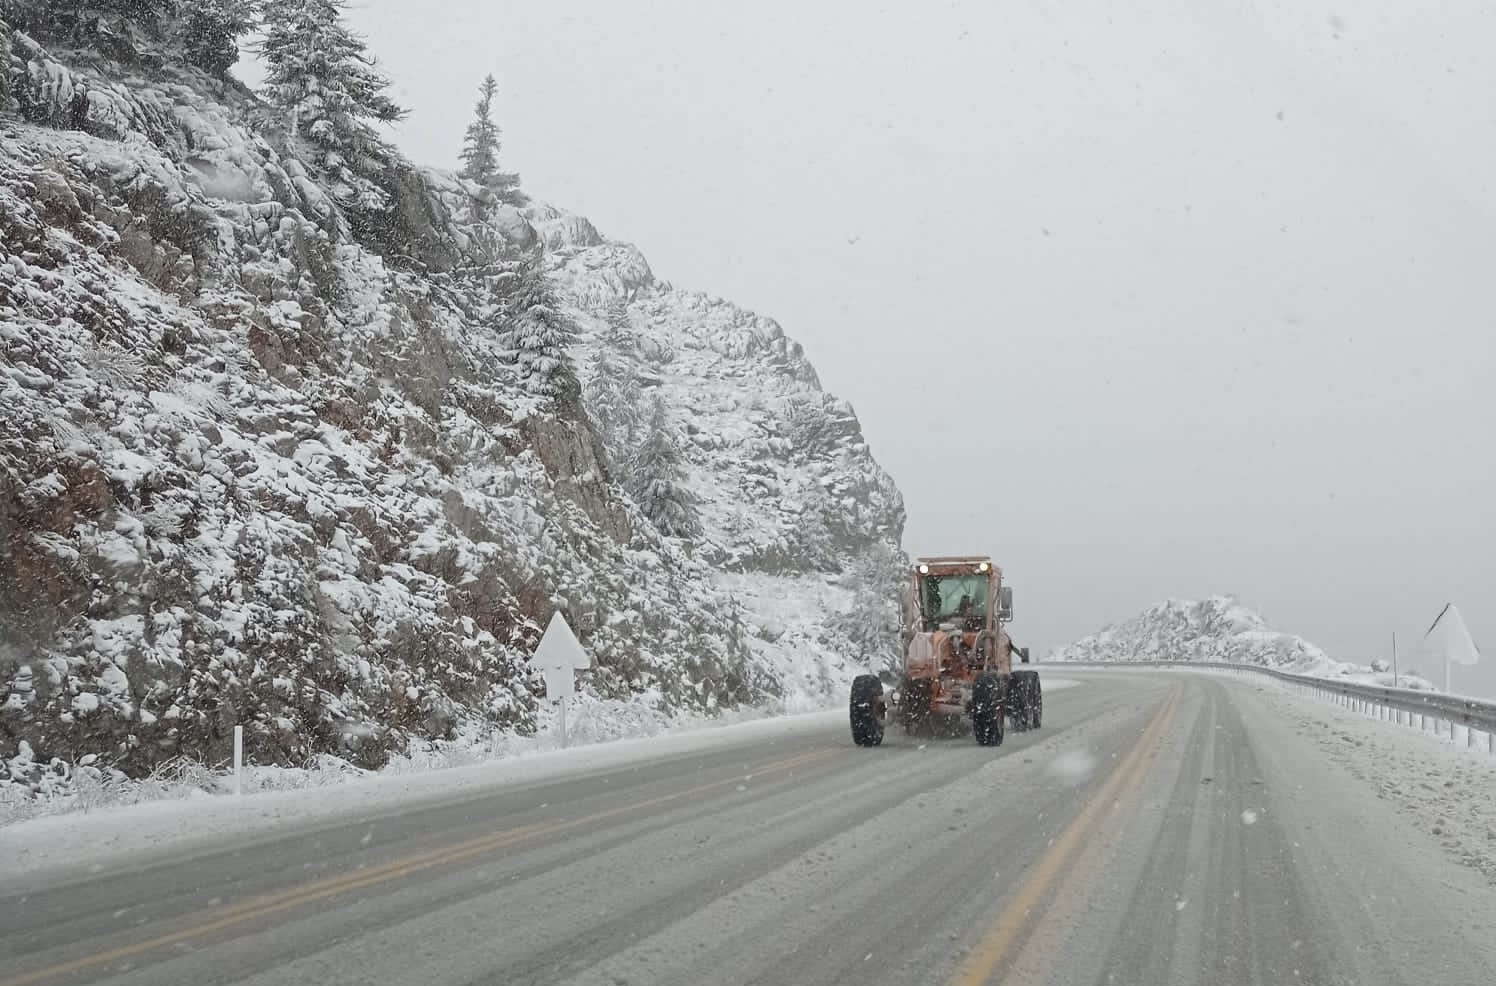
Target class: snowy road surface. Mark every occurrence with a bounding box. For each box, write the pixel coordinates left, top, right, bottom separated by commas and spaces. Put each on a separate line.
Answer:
4, 672, 1495, 986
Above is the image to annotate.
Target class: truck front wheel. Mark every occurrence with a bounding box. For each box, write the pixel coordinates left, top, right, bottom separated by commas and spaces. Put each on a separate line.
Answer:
850, 674, 885, 747
972, 672, 1005, 747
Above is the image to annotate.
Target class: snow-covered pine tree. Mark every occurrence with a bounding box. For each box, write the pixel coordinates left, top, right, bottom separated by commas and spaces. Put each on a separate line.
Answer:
603, 296, 630, 336
601, 297, 644, 354
630, 395, 700, 539
23, 0, 175, 61
259, 0, 405, 214
501, 255, 579, 401
0, 11, 11, 110
832, 541, 905, 673
179, 0, 256, 77
458, 73, 522, 216
584, 345, 643, 466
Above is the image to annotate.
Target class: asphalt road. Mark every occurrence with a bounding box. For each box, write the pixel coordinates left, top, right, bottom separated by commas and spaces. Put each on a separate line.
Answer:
4, 671, 1495, 986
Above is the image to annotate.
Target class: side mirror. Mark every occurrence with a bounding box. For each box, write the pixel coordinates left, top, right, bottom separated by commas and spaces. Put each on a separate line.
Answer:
1018, 646, 1031, 664
998, 585, 1014, 622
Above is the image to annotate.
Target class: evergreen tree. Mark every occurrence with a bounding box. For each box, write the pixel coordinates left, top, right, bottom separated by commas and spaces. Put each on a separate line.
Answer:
0, 11, 11, 111
603, 297, 630, 335
630, 396, 700, 539
24, 0, 175, 60
502, 257, 578, 401
833, 542, 905, 673
601, 297, 642, 354
179, 0, 256, 77
584, 346, 643, 464
260, 0, 405, 213
458, 73, 522, 214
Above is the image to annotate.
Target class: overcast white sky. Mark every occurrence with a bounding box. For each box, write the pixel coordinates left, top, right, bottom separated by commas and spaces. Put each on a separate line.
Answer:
273, 1, 1495, 693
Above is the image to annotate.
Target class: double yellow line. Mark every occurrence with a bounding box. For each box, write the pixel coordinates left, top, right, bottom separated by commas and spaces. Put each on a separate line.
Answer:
2, 746, 842, 986
950, 685, 1182, 986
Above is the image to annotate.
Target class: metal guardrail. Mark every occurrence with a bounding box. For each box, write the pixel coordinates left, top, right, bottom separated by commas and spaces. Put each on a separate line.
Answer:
1052, 660, 1496, 754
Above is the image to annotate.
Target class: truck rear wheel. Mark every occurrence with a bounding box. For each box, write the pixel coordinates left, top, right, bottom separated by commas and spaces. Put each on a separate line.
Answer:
850, 674, 885, 747
1026, 673, 1043, 728
972, 672, 1005, 747
1009, 671, 1041, 731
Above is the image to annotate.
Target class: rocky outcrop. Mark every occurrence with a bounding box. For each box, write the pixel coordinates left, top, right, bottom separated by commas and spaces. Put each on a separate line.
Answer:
0, 27, 904, 798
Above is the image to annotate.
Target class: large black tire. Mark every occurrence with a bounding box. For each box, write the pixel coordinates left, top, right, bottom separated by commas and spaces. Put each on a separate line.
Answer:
972, 672, 1005, 747
850, 674, 885, 747
1009, 671, 1041, 731
1027, 673, 1043, 728
1006, 673, 1029, 732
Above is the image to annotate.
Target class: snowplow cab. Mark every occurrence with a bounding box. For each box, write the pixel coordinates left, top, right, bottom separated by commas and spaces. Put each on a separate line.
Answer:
906, 556, 1012, 675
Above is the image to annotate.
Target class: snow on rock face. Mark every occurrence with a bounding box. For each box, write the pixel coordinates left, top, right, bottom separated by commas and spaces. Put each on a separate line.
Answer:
531, 205, 908, 694
535, 205, 904, 577
1048, 597, 1340, 672
0, 30, 905, 801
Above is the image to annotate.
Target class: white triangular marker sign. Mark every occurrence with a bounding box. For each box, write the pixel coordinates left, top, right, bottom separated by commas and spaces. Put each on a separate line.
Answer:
533, 611, 591, 700
1420, 603, 1480, 667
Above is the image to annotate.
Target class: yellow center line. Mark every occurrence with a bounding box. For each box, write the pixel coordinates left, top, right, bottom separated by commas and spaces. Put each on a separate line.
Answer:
949, 685, 1182, 986
2, 744, 845, 986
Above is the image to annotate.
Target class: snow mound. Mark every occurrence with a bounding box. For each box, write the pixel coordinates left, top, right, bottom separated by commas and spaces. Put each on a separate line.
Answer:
1049, 596, 1340, 672
1048, 597, 1439, 690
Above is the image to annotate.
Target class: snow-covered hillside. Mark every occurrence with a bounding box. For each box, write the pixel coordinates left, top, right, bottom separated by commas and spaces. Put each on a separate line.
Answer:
0, 21, 904, 801
1049, 596, 1437, 690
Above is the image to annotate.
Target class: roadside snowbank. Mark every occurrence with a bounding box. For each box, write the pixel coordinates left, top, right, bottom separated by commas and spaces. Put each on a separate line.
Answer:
0, 706, 843, 884
1, 676, 1088, 882
1248, 674, 1496, 883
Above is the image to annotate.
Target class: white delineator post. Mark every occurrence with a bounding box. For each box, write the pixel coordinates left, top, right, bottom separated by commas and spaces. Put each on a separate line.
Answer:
532, 611, 592, 750
233, 725, 243, 796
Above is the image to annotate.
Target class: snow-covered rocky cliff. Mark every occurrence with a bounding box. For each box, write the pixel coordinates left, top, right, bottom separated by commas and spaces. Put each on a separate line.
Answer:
0, 18, 904, 799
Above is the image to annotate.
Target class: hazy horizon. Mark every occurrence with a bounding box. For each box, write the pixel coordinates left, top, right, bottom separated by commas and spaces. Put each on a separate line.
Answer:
251, 1, 1495, 695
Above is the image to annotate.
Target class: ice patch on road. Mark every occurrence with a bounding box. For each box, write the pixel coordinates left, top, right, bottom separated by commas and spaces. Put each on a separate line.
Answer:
1046, 749, 1097, 786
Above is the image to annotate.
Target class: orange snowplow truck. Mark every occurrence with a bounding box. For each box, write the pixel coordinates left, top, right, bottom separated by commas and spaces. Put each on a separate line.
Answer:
849, 556, 1040, 747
